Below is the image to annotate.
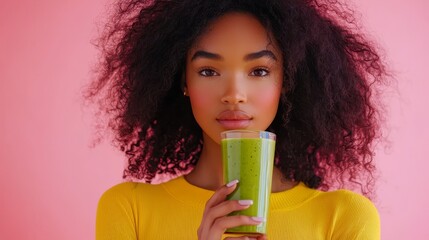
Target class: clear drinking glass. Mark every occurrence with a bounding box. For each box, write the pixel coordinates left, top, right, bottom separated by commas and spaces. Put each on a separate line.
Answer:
221, 130, 276, 234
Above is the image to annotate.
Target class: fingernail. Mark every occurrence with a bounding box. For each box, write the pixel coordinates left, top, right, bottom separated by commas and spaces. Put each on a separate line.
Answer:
226, 179, 239, 187
251, 217, 266, 222
238, 200, 253, 206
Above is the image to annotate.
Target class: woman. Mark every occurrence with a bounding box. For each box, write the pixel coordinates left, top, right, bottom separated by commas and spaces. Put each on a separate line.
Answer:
88, 0, 387, 239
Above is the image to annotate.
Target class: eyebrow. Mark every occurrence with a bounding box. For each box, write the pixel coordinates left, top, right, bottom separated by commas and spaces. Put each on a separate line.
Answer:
191, 51, 223, 61
244, 50, 278, 61
190, 50, 278, 62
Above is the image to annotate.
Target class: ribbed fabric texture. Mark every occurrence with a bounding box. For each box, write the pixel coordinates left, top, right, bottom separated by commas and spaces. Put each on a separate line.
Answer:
96, 176, 380, 240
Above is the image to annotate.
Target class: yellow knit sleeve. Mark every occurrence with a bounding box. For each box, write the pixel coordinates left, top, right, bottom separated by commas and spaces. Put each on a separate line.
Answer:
331, 191, 381, 240
96, 182, 139, 240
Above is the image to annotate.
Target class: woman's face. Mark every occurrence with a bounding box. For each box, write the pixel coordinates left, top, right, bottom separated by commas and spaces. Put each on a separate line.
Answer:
185, 12, 283, 144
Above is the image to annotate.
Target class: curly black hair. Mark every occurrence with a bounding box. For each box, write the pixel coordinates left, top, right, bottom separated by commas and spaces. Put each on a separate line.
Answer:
86, 0, 387, 195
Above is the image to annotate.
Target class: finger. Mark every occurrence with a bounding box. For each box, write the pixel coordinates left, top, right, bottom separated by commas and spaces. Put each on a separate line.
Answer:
200, 180, 239, 233
200, 199, 253, 237
224, 234, 267, 240
204, 199, 253, 227
199, 180, 239, 238
205, 179, 239, 210
224, 237, 258, 240
211, 215, 264, 237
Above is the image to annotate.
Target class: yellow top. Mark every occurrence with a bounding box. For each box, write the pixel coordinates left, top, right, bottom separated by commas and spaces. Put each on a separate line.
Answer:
96, 176, 380, 240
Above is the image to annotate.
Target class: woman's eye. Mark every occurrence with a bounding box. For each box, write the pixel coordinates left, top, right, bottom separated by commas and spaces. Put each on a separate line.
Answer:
199, 69, 219, 77
250, 68, 269, 77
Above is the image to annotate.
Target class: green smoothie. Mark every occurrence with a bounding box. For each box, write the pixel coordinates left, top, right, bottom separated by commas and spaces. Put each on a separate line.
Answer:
222, 135, 275, 234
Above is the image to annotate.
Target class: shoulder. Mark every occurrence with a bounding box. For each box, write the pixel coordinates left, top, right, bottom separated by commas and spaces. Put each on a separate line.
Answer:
96, 181, 164, 224
319, 189, 380, 239
96, 181, 167, 239
99, 182, 139, 201
321, 189, 379, 216
298, 186, 379, 222
97, 182, 139, 213
98, 181, 165, 205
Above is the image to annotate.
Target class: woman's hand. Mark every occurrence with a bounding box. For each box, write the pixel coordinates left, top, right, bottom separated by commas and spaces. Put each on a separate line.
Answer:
197, 180, 267, 240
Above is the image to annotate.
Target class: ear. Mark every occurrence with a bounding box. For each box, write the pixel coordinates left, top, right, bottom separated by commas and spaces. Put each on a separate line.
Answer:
181, 70, 188, 96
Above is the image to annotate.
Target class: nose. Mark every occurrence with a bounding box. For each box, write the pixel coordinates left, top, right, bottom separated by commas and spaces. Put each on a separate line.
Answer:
220, 76, 247, 104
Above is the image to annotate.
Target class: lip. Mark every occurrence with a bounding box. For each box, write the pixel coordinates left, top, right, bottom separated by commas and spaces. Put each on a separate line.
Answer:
216, 110, 252, 129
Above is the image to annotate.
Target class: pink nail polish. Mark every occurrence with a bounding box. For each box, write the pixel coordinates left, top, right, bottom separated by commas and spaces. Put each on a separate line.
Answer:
238, 200, 253, 206
226, 179, 239, 187
251, 216, 265, 222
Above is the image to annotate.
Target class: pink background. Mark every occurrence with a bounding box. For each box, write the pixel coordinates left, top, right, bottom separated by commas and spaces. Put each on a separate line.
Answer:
0, 0, 428, 239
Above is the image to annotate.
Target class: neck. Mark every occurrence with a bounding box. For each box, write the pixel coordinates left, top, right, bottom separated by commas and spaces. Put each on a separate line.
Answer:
185, 133, 223, 190
184, 133, 297, 192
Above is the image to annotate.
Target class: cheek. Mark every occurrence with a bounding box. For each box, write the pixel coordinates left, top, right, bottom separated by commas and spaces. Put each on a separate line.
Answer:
253, 86, 282, 112
187, 86, 217, 117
